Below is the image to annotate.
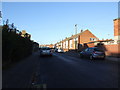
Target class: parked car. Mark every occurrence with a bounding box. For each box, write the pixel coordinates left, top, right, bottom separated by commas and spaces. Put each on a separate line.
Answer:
49, 48, 54, 52
79, 47, 106, 60
40, 47, 52, 56
54, 48, 58, 52
57, 48, 64, 53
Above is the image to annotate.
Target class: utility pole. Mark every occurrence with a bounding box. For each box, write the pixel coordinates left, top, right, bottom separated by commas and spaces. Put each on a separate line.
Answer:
75, 24, 77, 50
108, 34, 110, 39
75, 24, 77, 35
0, 11, 2, 25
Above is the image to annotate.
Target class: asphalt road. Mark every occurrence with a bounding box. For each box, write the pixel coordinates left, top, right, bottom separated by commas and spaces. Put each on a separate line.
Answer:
36, 52, 118, 88
2, 51, 119, 88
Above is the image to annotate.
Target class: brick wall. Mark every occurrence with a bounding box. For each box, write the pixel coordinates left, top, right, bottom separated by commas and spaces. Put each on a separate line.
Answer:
78, 41, 120, 57
114, 18, 120, 36
104, 44, 120, 56
86, 43, 120, 57
87, 43, 95, 47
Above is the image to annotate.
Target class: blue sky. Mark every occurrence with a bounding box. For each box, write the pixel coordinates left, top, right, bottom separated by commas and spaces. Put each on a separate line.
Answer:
2, 2, 118, 44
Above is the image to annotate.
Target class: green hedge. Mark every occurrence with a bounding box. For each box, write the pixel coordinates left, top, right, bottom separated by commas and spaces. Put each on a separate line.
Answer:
2, 24, 33, 64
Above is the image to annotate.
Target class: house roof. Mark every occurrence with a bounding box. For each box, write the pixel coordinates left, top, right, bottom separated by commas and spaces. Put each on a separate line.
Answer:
69, 30, 88, 39
55, 29, 98, 44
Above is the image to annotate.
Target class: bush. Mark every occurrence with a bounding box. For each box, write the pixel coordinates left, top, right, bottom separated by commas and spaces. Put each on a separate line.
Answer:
2, 24, 34, 64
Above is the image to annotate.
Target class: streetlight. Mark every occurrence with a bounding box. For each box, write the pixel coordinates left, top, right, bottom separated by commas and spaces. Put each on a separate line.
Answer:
75, 24, 77, 50
75, 24, 77, 35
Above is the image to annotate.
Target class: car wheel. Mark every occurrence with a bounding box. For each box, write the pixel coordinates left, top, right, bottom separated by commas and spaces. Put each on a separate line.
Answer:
90, 55, 94, 60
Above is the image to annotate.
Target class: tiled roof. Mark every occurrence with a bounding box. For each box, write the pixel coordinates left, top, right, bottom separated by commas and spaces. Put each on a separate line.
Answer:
55, 29, 98, 44
61, 29, 90, 41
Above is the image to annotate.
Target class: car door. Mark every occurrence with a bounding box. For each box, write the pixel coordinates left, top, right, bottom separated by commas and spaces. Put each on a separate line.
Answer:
87, 48, 94, 57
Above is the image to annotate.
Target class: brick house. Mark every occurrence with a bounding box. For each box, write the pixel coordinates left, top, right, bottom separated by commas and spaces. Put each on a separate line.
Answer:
55, 29, 98, 52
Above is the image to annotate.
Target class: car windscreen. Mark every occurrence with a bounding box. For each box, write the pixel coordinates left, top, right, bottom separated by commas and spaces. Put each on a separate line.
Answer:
41, 48, 51, 50
94, 48, 104, 52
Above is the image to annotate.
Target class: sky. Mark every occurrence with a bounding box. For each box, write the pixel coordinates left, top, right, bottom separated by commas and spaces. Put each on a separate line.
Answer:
1, 0, 120, 2
2, 2, 118, 45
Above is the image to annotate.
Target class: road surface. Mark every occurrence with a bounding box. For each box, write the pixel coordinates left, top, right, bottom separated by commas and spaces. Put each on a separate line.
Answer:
2, 51, 119, 88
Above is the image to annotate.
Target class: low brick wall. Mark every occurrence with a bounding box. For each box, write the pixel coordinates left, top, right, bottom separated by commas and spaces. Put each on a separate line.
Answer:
104, 44, 120, 57
95, 44, 120, 57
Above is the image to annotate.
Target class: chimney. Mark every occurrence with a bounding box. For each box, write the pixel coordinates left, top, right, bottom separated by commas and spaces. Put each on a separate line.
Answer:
81, 29, 83, 33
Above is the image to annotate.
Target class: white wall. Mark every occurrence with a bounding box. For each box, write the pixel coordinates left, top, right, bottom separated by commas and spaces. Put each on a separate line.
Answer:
114, 35, 120, 44
66, 41, 68, 48
70, 40, 72, 49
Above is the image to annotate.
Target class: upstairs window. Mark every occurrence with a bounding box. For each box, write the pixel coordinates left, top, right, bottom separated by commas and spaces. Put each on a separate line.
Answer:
90, 38, 96, 41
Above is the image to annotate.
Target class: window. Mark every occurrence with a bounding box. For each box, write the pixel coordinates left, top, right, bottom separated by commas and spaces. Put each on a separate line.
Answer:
70, 40, 72, 48
85, 48, 88, 51
90, 38, 96, 41
94, 48, 103, 52
66, 41, 68, 48
88, 48, 94, 51
79, 44, 82, 47
90, 38, 93, 41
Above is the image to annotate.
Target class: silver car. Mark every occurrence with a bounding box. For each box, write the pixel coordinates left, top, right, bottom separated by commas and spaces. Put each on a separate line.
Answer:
79, 47, 106, 60
57, 48, 64, 53
40, 47, 52, 56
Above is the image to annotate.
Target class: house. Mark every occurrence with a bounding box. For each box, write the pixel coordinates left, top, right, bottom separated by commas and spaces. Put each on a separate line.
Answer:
55, 29, 98, 52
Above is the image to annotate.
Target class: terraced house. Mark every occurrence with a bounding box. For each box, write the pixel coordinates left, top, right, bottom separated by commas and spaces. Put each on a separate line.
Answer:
55, 29, 99, 52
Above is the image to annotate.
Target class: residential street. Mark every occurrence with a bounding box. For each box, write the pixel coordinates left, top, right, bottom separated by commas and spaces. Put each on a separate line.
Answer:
2, 2, 120, 89
2, 51, 119, 88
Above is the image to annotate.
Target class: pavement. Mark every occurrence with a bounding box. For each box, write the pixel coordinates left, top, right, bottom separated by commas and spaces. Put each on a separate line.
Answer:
2, 52, 40, 88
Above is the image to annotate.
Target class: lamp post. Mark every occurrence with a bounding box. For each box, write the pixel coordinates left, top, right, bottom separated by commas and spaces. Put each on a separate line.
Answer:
0, 11, 1, 18
75, 24, 77, 35
75, 24, 77, 50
